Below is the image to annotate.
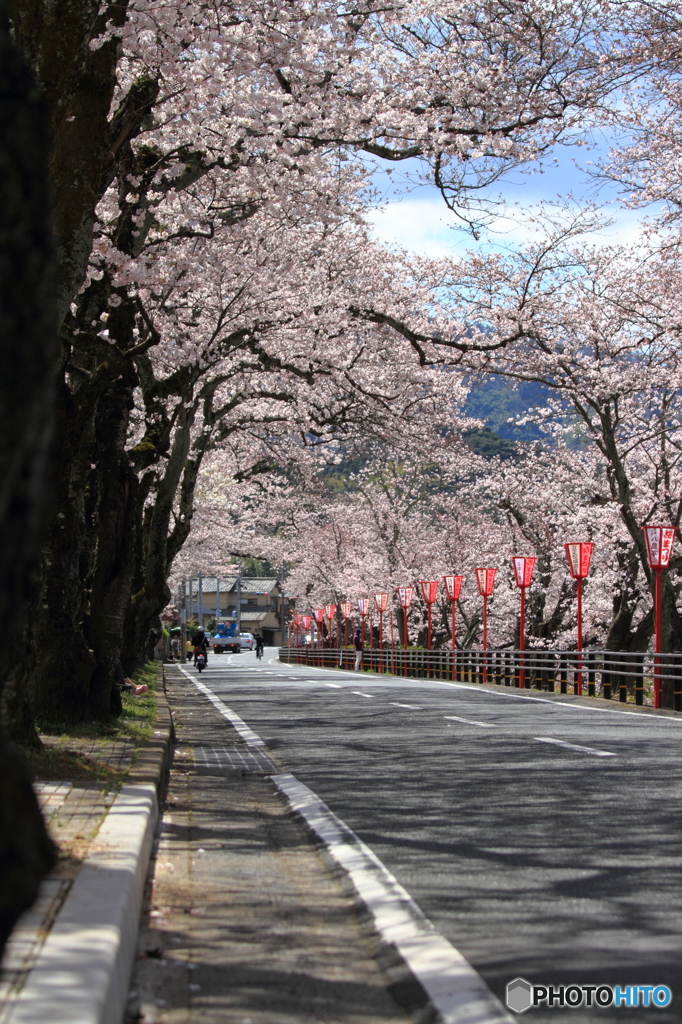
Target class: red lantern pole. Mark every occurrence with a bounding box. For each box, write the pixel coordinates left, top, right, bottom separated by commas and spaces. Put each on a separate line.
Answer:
374, 593, 388, 672
397, 587, 414, 677
357, 598, 369, 657
324, 604, 336, 650
340, 602, 351, 653
564, 543, 594, 696
511, 557, 537, 690
314, 608, 325, 665
475, 568, 497, 685
443, 575, 463, 681
642, 525, 676, 709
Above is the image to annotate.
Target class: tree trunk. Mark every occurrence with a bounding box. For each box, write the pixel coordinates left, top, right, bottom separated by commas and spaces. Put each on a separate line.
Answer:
0, 1, 58, 956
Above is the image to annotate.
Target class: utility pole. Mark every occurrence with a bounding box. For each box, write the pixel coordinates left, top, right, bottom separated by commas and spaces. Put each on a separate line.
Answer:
236, 565, 241, 635
180, 578, 187, 663
198, 570, 203, 628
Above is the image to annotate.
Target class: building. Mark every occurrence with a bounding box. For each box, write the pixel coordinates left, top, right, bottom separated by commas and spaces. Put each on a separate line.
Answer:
184, 576, 288, 647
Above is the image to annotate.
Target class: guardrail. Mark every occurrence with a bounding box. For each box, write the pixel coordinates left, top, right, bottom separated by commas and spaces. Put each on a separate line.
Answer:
278, 645, 682, 711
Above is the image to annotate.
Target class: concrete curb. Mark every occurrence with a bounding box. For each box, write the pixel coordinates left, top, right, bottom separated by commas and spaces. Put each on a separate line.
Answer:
5, 668, 174, 1024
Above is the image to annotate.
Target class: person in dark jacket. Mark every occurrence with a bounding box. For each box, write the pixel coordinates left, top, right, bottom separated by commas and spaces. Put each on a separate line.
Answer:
192, 626, 209, 665
353, 628, 363, 672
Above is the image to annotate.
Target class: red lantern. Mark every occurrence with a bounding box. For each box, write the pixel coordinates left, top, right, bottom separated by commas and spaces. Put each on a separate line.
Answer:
374, 592, 388, 612
443, 574, 464, 680
419, 580, 439, 650
564, 542, 593, 579
474, 568, 497, 684
511, 557, 536, 689
564, 542, 593, 696
512, 556, 537, 589
442, 574, 463, 603
642, 525, 677, 708
475, 567, 497, 597
643, 525, 676, 570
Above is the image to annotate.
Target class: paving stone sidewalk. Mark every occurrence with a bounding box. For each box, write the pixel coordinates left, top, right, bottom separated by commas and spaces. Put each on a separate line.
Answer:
0, 677, 172, 1024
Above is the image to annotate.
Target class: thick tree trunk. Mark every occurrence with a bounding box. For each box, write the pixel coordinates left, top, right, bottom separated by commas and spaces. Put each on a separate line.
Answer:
0, 1, 58, 957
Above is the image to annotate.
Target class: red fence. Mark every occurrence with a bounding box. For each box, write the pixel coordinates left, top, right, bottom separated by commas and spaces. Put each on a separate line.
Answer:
278, 645, 682, 711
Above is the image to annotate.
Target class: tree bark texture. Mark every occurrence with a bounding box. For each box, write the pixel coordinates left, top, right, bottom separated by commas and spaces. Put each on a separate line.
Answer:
0, 0, 58, 957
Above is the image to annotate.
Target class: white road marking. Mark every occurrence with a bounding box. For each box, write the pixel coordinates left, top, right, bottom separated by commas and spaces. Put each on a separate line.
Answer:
389, 702, 422, 710
180, 668, 265, 748
325, 682, 342, 688
352, 691, 375, 698
444, 715, 496, 729
431, 679, 682, 724
533, 736, 616, 757
274, 773, 512, 1024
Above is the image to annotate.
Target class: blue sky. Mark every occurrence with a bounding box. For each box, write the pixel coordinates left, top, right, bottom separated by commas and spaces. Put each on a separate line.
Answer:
365, 136, 653, 258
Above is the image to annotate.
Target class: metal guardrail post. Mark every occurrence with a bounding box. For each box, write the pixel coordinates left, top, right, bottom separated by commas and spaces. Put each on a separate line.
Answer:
635, 652, 644, 706
603, 651, 612, 700
559, 654, 567, 694
674, 655, 682, 713
619, 654, 628, 702
587, 650, 596, 697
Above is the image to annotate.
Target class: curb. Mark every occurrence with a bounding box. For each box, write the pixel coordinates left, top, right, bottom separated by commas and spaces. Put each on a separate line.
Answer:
6, 668, 174, 1024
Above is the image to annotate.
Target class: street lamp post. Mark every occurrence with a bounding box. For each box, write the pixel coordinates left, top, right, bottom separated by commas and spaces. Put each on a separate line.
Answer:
642, 525, 676, 709
374, 592, 388, 671
443, 574, 464, 681
564, 542, 594, 696
397, 586, 414, 678
475, 568, 497, 685
511, 556, 537, 689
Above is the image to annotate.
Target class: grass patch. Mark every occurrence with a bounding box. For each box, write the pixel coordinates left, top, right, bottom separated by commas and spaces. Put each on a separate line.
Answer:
26, 663, 161, 782
117, 662, 158, 743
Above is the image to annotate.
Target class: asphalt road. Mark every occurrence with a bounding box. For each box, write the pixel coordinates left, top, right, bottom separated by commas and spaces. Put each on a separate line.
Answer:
184, 649, 682, 1023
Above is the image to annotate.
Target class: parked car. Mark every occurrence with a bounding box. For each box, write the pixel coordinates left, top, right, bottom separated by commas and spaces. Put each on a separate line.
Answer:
239, 632, 255, 651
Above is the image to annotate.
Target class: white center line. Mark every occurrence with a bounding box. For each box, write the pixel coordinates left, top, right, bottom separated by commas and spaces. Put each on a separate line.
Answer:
534, 736, 616, 757
352, 691, 375, 698
324, 682, 342, 688
444, 715, 496, 729
390, 702, 422, 710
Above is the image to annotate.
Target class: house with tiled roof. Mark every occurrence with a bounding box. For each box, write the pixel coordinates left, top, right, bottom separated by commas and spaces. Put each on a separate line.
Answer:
185, 576, 289, 646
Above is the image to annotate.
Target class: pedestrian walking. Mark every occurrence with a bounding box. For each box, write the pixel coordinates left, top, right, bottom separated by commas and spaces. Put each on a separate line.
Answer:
353, 627, 363, 672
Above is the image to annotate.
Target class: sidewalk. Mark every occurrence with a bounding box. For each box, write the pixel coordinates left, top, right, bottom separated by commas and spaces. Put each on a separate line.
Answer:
126, 666, 416, 1024
0, 672, 173, 1024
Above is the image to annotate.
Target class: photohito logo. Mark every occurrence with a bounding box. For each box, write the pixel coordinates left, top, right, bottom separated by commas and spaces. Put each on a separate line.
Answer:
506, 978, 672, 1013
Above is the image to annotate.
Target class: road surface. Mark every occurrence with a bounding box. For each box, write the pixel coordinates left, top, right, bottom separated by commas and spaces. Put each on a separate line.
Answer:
170, 649, 682, 1022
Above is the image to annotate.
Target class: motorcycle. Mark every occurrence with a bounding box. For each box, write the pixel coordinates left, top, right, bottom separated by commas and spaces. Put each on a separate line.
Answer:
196, 651, 206, 672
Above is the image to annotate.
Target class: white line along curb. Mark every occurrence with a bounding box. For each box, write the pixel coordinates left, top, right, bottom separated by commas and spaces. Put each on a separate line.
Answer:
273, 772, 513, 1024
6, 783, 158, 1024
180, 667, 265, 746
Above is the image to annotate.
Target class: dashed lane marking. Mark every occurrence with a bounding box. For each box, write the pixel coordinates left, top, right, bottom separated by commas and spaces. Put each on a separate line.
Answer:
444, 715, 496, 729
389, 702, 422, 710
533, 736, 616, 757
352, 691, 375, 698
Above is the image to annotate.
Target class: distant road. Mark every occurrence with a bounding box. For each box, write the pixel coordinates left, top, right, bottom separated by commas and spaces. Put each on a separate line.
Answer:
187, 650, 682, 1023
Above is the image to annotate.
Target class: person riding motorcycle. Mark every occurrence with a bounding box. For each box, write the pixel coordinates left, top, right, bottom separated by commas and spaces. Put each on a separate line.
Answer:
192, 626, 209, 665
